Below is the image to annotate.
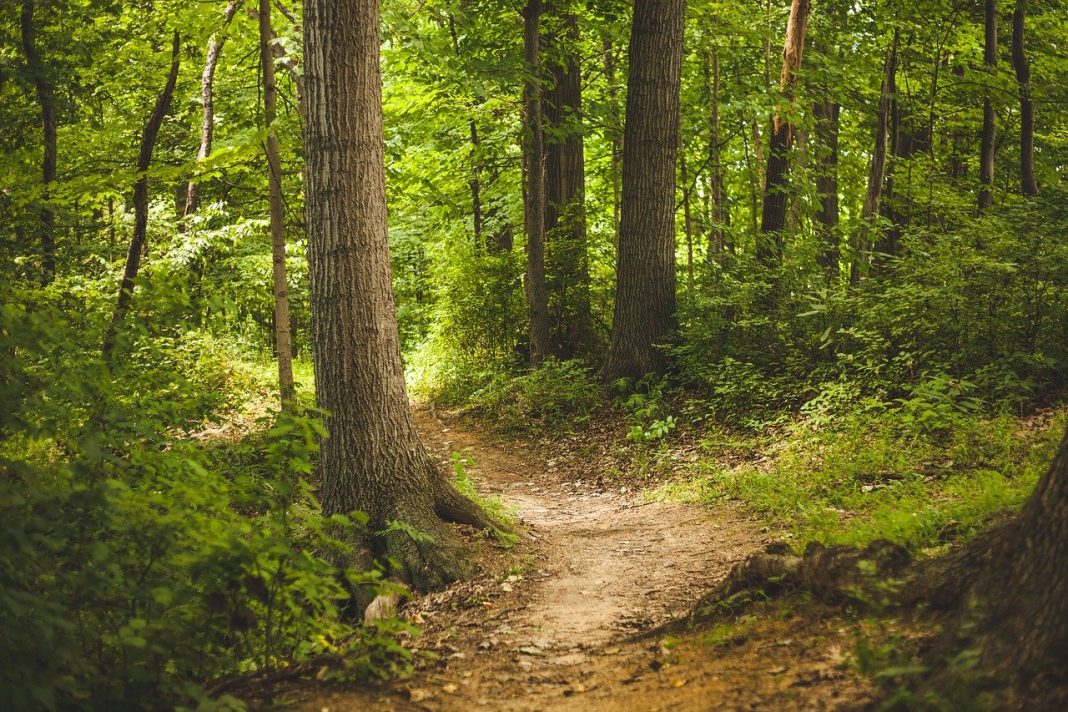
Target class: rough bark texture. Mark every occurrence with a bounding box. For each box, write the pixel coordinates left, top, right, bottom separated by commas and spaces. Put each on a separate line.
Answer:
20, 0, 56, 286
602, 0, 685, 383
185, 0, 241, 218
1012, 0, 1038, 197
303, 0, 493, 591
258, 0, 295, 405
543, 8, 592, 358
979, 0, 997, 212
102, 32, 181, 363
758, 0, 810, 262
813, 99, 840, 277
522, 0, 551, 365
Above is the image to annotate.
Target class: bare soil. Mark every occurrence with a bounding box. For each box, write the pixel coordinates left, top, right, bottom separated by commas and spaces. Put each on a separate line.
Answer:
279, 411, 874, 711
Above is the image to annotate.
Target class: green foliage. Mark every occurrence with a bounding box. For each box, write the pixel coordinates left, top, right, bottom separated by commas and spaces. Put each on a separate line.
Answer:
612, 375, 679, 444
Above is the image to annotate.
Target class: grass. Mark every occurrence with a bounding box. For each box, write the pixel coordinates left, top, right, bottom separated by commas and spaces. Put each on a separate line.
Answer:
651, 408, 1066, 554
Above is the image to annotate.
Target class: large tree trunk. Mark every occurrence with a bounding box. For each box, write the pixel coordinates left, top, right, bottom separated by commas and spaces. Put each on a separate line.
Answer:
758, 0, 811, 263
1012, 0, 1038, 197
978, 0, 997, 212
602, 0, 685, 382
851, 31, 897, 285
185, 0, 241, 218
258, 0, 295, 405
20, 0, 56, 287
303, 0, 492, 591
813, 99, 840, 278
522, 0, 551, 365
543, 7, 592, 358
102, 32, 181, 363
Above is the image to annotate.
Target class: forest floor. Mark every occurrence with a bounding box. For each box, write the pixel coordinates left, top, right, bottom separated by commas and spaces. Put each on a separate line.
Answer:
277, 409, 877, 711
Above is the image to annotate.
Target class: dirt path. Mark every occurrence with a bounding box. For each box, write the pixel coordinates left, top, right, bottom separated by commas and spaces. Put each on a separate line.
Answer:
294, 412, 872, 711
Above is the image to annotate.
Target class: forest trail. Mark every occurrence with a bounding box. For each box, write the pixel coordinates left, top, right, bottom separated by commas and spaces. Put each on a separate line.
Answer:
297, 412, 872, 711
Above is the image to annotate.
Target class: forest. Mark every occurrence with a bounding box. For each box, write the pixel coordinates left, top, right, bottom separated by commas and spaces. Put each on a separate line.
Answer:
2, 0, 1068, 708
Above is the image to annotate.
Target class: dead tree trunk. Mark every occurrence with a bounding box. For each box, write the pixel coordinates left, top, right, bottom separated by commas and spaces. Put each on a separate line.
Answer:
185, 0, 241, 217
20, 0, 56, 286
258, 0, 295, 405
978, 0, 997, 212
602, 0, 685, 382
102, 32, 181, 364
1012, 0, 1038, 197
303, 0, 495, 591
522, 0, 551, 365
758, 0, 811, 264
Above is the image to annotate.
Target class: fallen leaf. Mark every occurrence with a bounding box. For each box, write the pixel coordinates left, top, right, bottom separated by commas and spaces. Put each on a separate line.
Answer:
442, 683, 458, 694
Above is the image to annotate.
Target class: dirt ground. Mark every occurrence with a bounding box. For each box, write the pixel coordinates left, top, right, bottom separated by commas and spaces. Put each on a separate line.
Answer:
277, 411, 874, 711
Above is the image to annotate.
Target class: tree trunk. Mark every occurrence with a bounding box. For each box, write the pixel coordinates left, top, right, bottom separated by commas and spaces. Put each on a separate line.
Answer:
102, 32, 181, 364
446, 12, 484, 244
303, 0, 493, 591
851, 31, 897, 285
603, 37, 622, 240
258, 0, 295, 405
184, 0, 241, 218
522, 0, 551, 365
706, 45, 728, 255
680, 143, 694, 287
758, 0, 811, 263
978, 0, 997, 212
1012, 0, 1038, 197
20, 0, 56, 287
813, 99, 840, 277
543, 7, 592, 357
602, 0, 685, 382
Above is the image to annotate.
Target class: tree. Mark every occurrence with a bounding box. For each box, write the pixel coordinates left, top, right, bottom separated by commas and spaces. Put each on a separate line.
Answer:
978, 0, 997, 212
101, 31, 181, 363
20, 0, 56, 286
522, 0, 551, 365
1012, 0, 1039, 197
758, 0, 810, 260
302, 0, 494, 590
602, 0, 686, 382
258, 0, 295, 405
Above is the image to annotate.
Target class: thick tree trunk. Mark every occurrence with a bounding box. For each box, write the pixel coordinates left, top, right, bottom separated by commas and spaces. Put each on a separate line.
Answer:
602, 0, 685, 382
102, 32, 181, 364
758, 0, 810, 263
258, 0, 295, 405
20, 0, 56, 286
543, 8, 592, 357
979, 0, 997, 212
1012, 0, 1038, 197
303, 0, 493, 591
851, 32, 897, 285
813, 99, 840, 277
522, 0, 551, 365
185, 0, 241, 218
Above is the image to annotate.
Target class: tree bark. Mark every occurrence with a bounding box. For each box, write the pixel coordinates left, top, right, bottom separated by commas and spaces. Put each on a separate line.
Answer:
185, 0, 242, 218
303, 0, 493, 591
102, 32, 181, 364
20, 0, 56, 286
813, 99, 840, 277
1011, 0, 1038, 197
704, 45, 728, 255
978, 0, 997, 212
602, 0, 685, 382
258, 0, 295, 405
543, 7, 592, 357
522, 0, 551, 365
758, 0, 811, 263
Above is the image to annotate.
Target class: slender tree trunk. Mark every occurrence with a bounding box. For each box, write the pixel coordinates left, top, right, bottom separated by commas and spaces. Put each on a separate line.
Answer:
602, 0, 685, 382
813, 99, 840, 277
707, 46, 727, 254
258, 0, 295, 405
522, 0, 551, 365
447, 13, 484, 243
303, 0, 493, 592
603, 36, 622, 242
1012, 0, 1038, 197
978, 0, 997, 212
680, 143, 694, 287
851, 31, 897, 285
758, 0, 811, 263
20, 0, 56, 286
185, 0, 241, 218
102, 32, 181, 364
543, 7, 592, 357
